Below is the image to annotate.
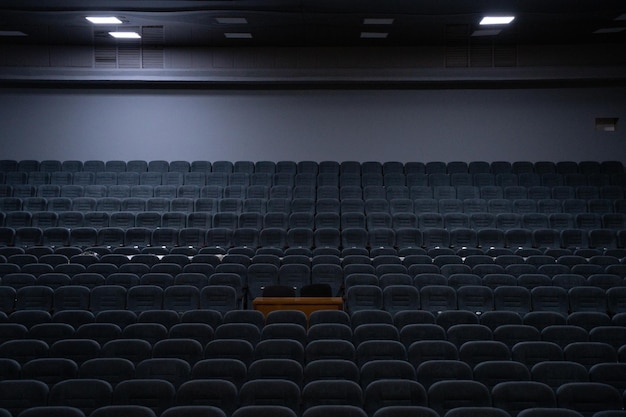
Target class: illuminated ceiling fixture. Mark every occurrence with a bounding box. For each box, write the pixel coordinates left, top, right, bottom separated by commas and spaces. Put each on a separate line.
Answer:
86, 16, 122, 24
109, 31, 141, 39
480, 16, 515, 25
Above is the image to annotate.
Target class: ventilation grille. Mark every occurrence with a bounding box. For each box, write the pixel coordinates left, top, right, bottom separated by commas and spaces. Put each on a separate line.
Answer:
93, 26, 164, 69
94, 31, 117, 69
445, 24, 517, 68
445, 25, 469, 68
142, 26, 164, 69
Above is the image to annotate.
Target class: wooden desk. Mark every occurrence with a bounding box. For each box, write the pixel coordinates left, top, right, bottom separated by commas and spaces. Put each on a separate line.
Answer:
252, 297, 344, 317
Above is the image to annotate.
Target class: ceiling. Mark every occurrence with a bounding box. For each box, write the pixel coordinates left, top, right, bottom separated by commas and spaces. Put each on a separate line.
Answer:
0, 0, 625, 48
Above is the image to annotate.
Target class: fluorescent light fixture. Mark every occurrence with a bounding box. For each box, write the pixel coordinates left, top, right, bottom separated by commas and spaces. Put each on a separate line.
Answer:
472, 29, 502, 37
224, 32, 253, 39
216, 17, 248, 24
109, 31, 141, 39
360, 32, 388, 38
86, 16, 122, 24
593, 27, 626, 34
363, 18, 394, 25
0, 30, 27, 37
480, 16, 515, 25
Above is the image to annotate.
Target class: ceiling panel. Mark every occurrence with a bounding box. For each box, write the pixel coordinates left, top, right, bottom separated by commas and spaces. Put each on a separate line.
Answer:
0, 0, 624, 47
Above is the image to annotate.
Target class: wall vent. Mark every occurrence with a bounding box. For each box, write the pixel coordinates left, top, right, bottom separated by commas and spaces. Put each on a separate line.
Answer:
142, 26, 164, 69
94, 30, 117, 68
445, 25, 469, 68
494, 44, 517, 67
445, 24, 518, 68
93, 26, 163, 69
470, 44, 493, 67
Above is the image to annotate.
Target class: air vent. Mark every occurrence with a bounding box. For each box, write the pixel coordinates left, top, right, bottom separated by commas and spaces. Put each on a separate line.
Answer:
118, 43, 140, 68
470, 44, 492, 67
445, 24, 518, 68
94, 30, 117, 68
494, 45, 517, 67
93, 26, 162, 69
142, 26, 164, 69
445, 25, 469, 68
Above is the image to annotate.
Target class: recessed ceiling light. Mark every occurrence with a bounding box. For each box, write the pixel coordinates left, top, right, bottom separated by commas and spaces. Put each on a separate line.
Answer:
86, 16, 122, 24
109, 31, 141, 39
224, 32, 253, 39
480, 16, 515, 25
216, 17, 248, 24
363, 18, 394, 25
472, 29, 502, 37
360, 32, 388, 39
0, 30, 27, 37
593, 27, 626, 34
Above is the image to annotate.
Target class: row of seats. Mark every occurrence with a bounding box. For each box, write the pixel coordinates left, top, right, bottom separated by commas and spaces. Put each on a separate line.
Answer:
1, 242, 625, 263
1, 377, 623, 417
1, 306, 624, 332
3, 405, 618, 417
2, 308, 625, 417
2, 184, 625, 203
1, 325, 625, 380
2, 211, 625, 232
1, 248, 625, 267
2, 197, 626, 218
2, 170, 626, 188
1, 281, 625, 315
3, 353, 625, 393
2, 310, 626, 349
1, 159, 623, 176
1, 262, 625, 288
1, 225, 625, 252
1, 248, 625, 281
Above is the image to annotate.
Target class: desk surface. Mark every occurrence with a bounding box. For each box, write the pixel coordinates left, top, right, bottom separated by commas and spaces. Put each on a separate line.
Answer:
252, 297, 344, 316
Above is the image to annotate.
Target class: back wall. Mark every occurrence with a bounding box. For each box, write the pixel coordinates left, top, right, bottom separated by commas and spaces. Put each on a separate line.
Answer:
0, 86, 624, 164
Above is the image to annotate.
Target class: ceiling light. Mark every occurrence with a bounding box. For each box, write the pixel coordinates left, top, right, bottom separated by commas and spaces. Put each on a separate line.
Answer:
224, 32, 253, 39
480, 16, 515, 25
0, 30, 27, 37
109, 31, 141, 39
360, 32, 388, 39
472, 29, 502, 37
86, 16, 122, 24
216, 17, 248, 24
363, 18, 394, 25
593, 27, 626, 34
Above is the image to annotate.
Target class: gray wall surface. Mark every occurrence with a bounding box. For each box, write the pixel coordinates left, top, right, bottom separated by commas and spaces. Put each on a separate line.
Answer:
0, 86, 624, 163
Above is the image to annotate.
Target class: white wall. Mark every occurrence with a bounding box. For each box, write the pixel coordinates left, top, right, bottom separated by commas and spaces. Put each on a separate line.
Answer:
0, 86, 624, 164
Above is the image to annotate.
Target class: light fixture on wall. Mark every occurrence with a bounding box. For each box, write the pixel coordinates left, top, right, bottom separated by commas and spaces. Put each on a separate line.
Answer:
86, 16, 123, 24
480, 16, 515, 25
109, 31, 141, 39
